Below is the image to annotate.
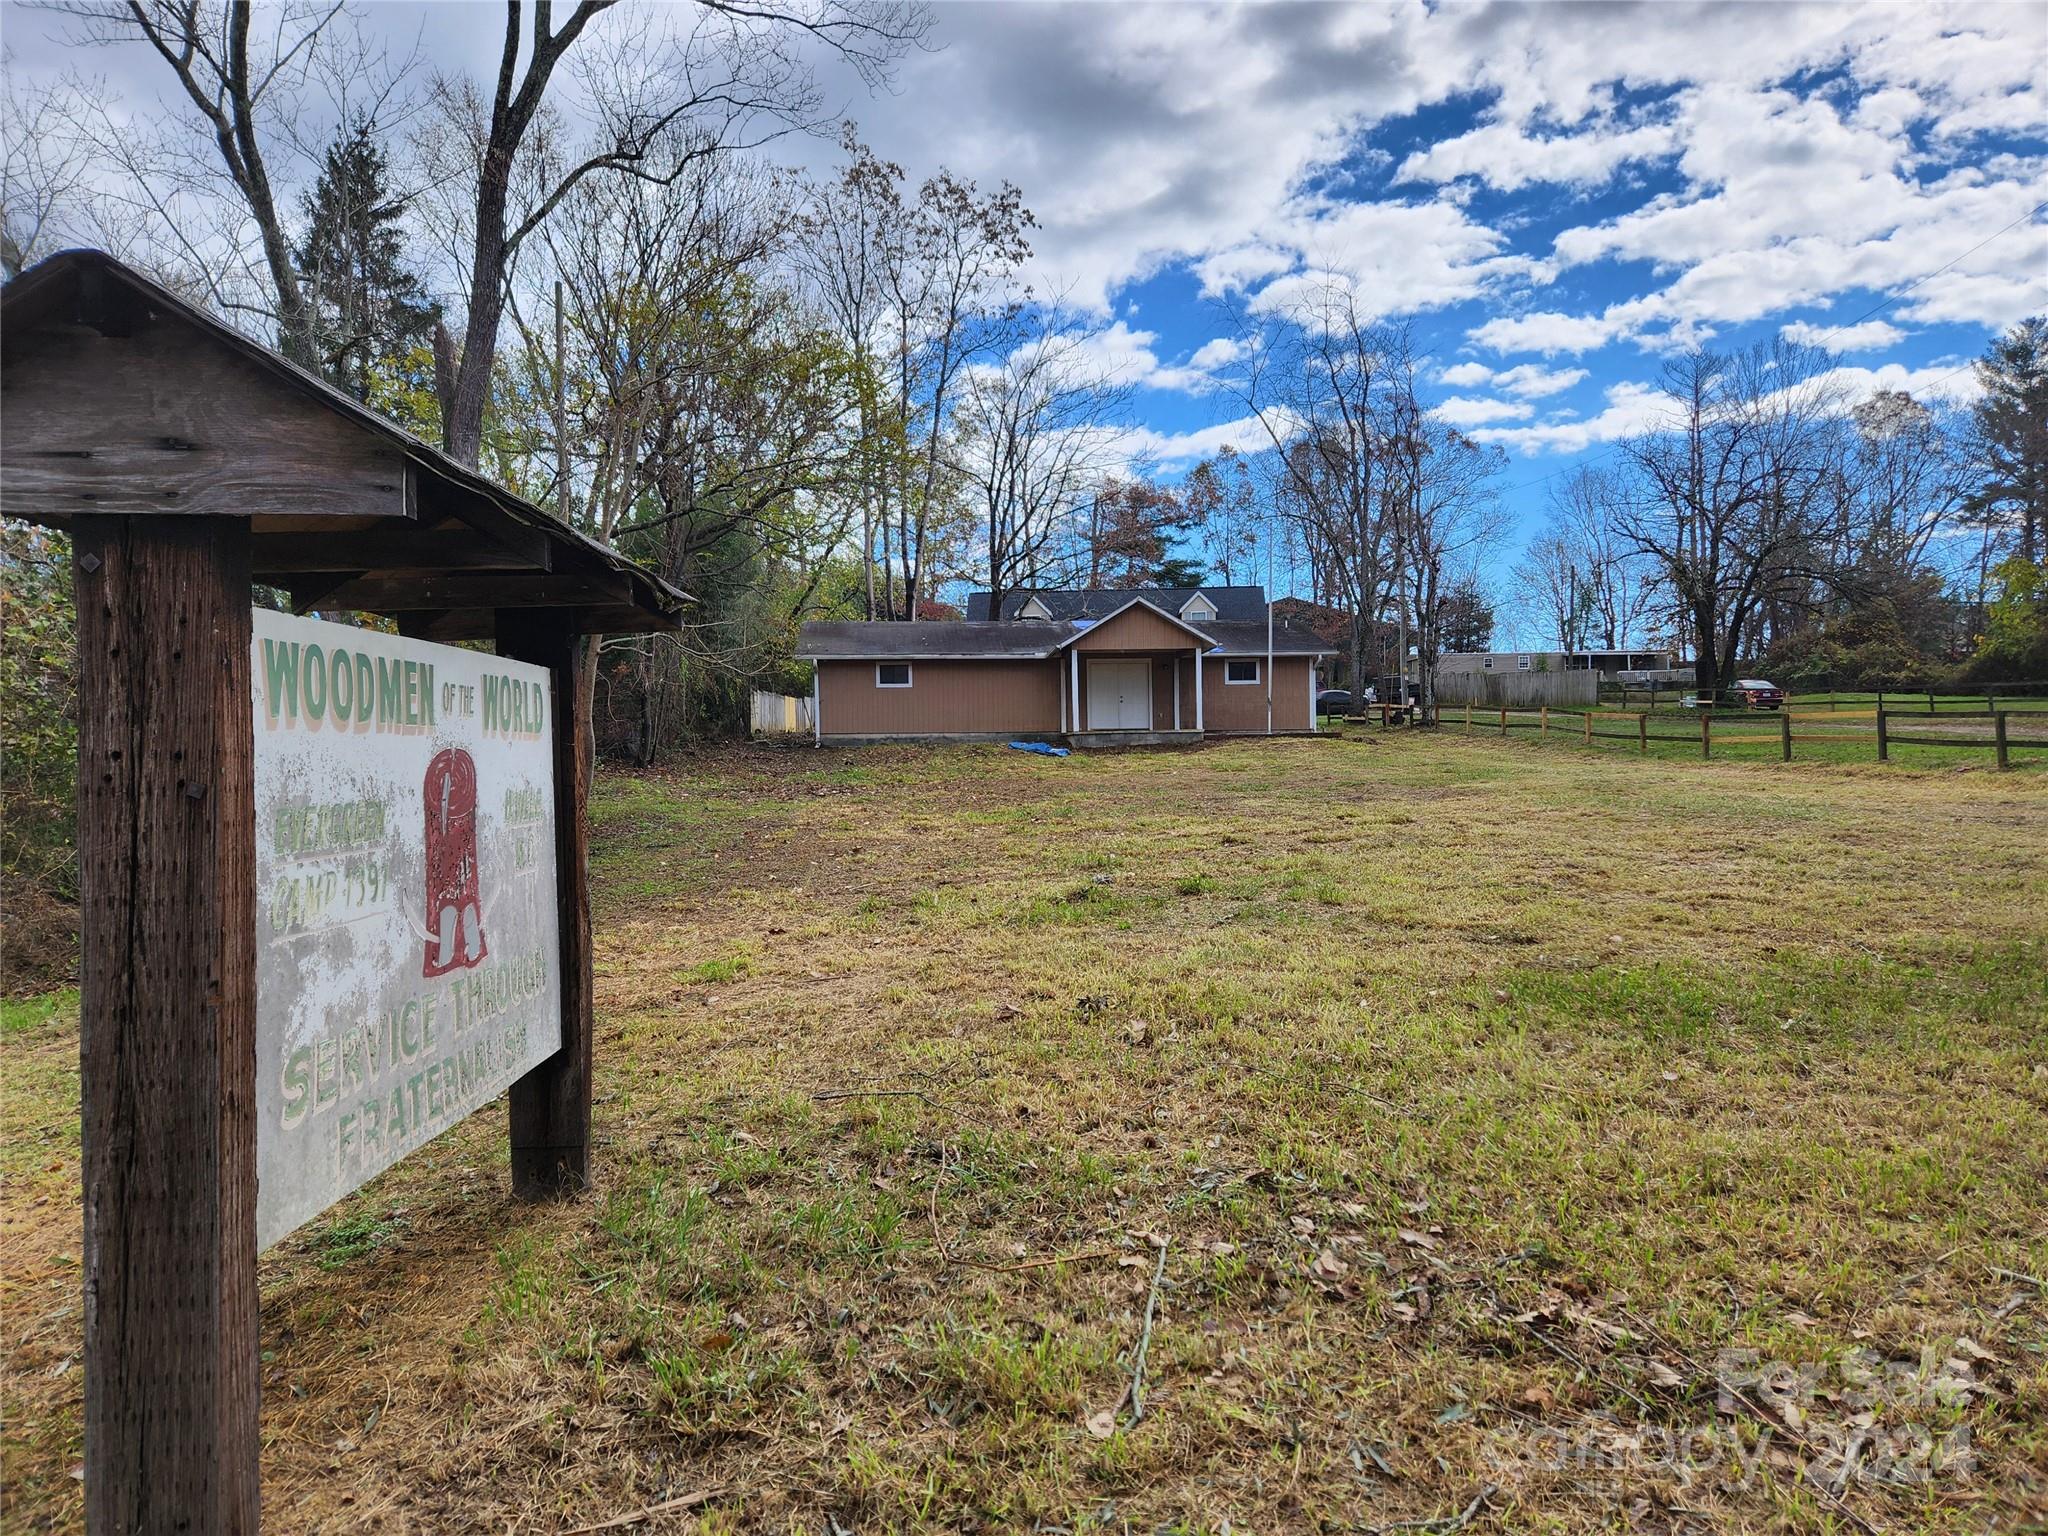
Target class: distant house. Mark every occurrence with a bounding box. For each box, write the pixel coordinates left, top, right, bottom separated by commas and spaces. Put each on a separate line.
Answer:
1437, 648, 1676, 680
796, 586, 1329, 745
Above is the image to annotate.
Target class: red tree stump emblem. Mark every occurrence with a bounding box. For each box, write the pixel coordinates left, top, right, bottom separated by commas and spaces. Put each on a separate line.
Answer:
422, 747, 488, 976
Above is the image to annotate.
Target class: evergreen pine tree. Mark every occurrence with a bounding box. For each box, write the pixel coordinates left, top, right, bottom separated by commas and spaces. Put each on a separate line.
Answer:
1967, 316, 2048, 564
294, 123, 439, 405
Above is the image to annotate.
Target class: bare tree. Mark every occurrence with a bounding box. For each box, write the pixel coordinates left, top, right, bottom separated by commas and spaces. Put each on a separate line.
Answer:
1514, 464, 1660, 653
1223, 278, 1401, 698
797, 130, 1032, 618
1, 60, 105, 275
492, 137, 861, 754
47, 1, 420, 360
1181, 446, 1262, 586
960, 311, 1129, 615
1613, 342, 1851, 700
421, 1, 927, 468
1387, 399, 1507, 718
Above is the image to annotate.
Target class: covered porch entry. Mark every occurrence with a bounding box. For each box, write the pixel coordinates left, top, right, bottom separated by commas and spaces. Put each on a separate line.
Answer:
1056, 598, 1212, 746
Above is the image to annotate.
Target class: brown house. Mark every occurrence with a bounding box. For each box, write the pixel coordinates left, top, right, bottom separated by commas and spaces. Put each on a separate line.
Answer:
797, 587, 1330, 746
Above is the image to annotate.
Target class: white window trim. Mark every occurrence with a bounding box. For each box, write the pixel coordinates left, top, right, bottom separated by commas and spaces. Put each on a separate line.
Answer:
1017, 595, 1052, 620
875, 662, 914, 688
1180, 594, 1218, 621
1482, 655, 1494, 670
1516, 654, 1532, 671
1224, 658, 1261, 685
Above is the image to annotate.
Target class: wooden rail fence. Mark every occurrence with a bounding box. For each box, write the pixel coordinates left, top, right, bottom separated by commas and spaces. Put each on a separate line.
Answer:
1433, 701, 2042, 770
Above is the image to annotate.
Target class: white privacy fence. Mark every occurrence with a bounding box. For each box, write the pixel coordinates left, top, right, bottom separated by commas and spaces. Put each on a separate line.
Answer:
751, 690, 815, 735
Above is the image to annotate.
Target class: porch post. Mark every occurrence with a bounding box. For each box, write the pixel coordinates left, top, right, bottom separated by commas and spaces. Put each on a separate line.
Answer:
1071, 648, 1082, 733
812, 661, 821, 746
1194, 647, 1205, 732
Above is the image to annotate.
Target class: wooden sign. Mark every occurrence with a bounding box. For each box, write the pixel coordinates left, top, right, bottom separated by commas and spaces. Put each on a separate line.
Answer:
252, 610, 561, 1247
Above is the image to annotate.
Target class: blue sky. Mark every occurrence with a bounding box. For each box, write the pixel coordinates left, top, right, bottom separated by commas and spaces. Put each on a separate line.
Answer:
799, 1, 2046, 618
7, 0, 2045, 627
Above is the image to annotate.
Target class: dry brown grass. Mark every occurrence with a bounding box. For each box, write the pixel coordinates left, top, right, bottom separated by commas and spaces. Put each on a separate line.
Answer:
3, 734, 2045, 1534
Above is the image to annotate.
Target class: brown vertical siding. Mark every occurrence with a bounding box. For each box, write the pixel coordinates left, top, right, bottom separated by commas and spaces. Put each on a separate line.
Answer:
1151, 657, 1176, 730
1068, 604, 1208, 653
1200, 655, 1314, 732
817, 659, 1061, 736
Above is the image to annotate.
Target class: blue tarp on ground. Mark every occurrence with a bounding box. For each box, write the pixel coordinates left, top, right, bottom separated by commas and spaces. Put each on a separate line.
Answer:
1008, 740, 1070, 757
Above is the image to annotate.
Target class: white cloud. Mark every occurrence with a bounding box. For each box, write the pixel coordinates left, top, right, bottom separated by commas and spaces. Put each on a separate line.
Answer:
1469, 381, 1667, 456
1780, 319, 1906, 352
1814, 358, 1983, 408
1122, 413, 1280, 468
1435, 396, 1535, 427
1439, 361, 1496, 388
1043, 320, 1237, 395
1187, 336, 1246, 370
1397, 120, 1678, 193
1491, 363, 1590, 398
1468, 310, 1628, 356
1469, 356, 1983, 460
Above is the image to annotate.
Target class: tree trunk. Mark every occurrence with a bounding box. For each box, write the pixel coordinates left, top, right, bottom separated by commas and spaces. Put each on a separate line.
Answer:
442, 152, 513, 466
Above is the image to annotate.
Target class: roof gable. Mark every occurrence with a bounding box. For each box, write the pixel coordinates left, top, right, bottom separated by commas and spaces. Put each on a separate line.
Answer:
1055, 595, 1217, 650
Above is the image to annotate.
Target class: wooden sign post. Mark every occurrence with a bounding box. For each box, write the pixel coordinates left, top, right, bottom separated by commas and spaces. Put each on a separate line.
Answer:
3, 250, 684, 1532
496, 612, 594, 1195
76, 517, 261, 1532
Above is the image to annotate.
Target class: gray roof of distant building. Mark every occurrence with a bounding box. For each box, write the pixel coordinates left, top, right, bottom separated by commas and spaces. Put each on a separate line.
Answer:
964, 586, 1269, 622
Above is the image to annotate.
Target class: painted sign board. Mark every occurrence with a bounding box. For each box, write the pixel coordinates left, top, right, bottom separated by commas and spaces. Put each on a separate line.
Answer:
251, 609, 561, 1249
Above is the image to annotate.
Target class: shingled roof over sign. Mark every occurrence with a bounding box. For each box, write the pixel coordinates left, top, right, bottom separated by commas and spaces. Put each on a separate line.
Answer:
0, 248, 685, 642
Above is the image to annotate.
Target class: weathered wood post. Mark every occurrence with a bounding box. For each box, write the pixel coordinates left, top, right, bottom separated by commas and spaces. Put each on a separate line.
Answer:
1877, 706, 1889, 762
1540, 704, 1549, 739
75, 517, 261, 1536
1780, 709, 1792, 762
1583, 709, 1593, 746
1995, 711, 2009, 772
1639, 711, 1648, 754
495, 612, 595, 1196
1499, 706, 1508, 737
1464, 700, 1472, 729
1700, 710, 1711, 760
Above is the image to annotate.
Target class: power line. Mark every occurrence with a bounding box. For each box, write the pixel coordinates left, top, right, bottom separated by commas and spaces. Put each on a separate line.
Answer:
1491, 196, 2048, 498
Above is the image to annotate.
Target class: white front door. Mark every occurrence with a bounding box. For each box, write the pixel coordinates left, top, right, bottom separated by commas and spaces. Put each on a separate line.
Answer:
1087, 659, 1152, 730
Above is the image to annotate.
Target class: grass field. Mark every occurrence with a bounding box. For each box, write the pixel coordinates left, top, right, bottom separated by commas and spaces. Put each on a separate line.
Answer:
4, 734, 2046, 1533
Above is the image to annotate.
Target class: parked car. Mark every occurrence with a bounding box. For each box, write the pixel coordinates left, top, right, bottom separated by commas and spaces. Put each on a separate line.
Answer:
1727, 679, 1785, 709
1316, 688, 1354, 716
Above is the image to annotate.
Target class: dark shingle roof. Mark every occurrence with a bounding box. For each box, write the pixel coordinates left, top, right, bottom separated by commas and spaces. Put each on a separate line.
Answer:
796, 621, 1076, 660
796, 615, 1329, 660
1200, 621, 1330, 656
965, 586, 1269, 622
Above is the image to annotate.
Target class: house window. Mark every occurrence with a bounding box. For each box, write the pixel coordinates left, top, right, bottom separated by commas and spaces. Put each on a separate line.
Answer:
1516, 654, 1532, 671
876, 662, 913, 688
1224, 659, 1260, 684
1482, 655, 1494, 670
